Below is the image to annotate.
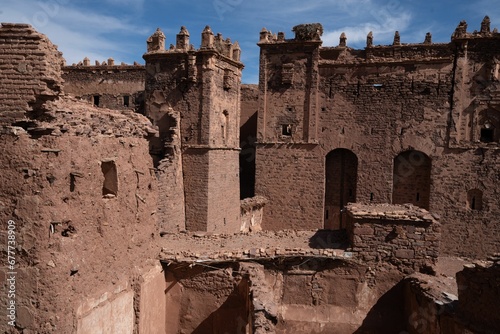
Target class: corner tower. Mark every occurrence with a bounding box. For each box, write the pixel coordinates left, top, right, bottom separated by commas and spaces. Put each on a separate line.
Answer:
144, 26, 244, 233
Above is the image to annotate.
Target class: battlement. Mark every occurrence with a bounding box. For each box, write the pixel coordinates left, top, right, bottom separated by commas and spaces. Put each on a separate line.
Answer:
144, 26, 241, 63
259, 17, 500, 64
65, 57, 144, 68
258, 23, 324, 45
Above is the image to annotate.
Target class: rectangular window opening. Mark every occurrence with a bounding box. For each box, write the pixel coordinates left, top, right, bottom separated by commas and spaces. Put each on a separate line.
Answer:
101, 160, 118, 196
282, 124, 292, 136
123, 95, 130, 107
480, 128, 494, 143
93, 95, 100, 107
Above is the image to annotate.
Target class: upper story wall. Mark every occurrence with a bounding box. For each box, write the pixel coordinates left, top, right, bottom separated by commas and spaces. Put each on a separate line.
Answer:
62, 61, 145, 113
256, 18, 500, 152
449, 18, 500, 149
256, 23, 456, 151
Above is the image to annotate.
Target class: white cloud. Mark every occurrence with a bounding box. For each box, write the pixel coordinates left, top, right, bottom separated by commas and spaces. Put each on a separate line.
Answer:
323, 12, 412, 47
1, 0, 148, 64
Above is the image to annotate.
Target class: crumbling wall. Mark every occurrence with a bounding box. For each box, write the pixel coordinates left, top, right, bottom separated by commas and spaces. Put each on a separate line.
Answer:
0, 23, 63, 123
0, 110, 160, 332
164, 258, 407, 334
403, 274, 463, 334
62, 63, 145, 113
0, 24, 163, 333
456, 259, 500, 333
240, 195, 267, 232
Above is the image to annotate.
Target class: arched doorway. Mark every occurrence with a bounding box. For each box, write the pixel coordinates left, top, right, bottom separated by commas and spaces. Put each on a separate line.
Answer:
324, 149, 358, 229
392, 150, 431, 209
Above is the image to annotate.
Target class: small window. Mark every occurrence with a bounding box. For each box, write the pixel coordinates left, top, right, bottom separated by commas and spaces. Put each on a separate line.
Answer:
101, 160, 118, 196
93, 95, 100, 107
480, 128, 494, 143
123, 95, 130, 107
282, 124, 292, 136
286, 107, 293, 112
467, 189, 483, 210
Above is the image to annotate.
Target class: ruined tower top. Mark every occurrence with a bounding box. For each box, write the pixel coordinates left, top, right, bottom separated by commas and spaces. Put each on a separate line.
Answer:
146, 28, 166, 52
451, 17, 500, 40
258, 23, 323, 44
176, 26, 190, 50
292, 23, 323, 41
144, 25, 241, 63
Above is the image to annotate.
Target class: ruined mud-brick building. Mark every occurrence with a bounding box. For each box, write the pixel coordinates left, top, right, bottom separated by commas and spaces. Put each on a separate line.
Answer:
254, 20, 500, 258
0, 16, 499, 334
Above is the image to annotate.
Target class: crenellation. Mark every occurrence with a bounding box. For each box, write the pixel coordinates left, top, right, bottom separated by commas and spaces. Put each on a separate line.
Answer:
393, 31, 401, 46
146, 27, 166, 52
424, 32, 432, 44
481, 15, 491, 34
339, 32, 347, 47
176, 26, 190, 50
366, 31, 373, 48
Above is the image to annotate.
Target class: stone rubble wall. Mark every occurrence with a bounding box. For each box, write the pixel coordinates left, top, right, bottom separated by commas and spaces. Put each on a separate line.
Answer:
345, 203, 441, 274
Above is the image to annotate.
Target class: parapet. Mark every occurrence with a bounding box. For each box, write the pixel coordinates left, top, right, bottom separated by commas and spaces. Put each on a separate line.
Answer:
144, 26, 242, 63
63, 58, 144, 69
261, 18, 500, 64
451, 16, 500, 40
258, 23, 323, 44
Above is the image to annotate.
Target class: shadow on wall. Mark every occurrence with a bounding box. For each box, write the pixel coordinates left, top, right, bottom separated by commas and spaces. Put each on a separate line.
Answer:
308, 229, 349, 249
149, 113, 177, 167
354, 280, 406, 333
240, 112, 258, 199
192, 279, 250, 334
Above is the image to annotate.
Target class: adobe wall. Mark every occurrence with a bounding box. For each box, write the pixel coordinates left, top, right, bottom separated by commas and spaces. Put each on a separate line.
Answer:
0, 24, 165, 333
0, 107, 161, 332
0, 23, 63, 123
163, 258, 408, 334
62, 64, 145, 113
253, 21, 500, 258
456, 258, 500, 333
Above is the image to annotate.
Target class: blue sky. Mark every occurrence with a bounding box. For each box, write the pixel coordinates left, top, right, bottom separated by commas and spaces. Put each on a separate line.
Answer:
2, 0, 499, 83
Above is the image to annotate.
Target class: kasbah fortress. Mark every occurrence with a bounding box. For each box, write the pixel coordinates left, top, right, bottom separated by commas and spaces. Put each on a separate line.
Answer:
0, 10, 499, 334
